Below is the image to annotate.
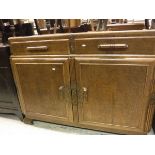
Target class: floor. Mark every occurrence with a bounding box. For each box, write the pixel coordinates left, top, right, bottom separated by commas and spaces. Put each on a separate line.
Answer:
0, 114, 154, 135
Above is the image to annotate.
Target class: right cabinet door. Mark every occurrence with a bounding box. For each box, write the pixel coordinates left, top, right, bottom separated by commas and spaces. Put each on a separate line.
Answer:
75, 57, 155, 134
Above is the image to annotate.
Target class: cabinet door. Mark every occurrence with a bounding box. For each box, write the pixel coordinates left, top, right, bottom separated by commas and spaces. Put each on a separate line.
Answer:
75, 57, 155, 134
11, 57, 73, 123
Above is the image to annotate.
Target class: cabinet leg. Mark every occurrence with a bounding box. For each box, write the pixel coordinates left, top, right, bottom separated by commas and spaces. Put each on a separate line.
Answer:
23, 117, 33, 125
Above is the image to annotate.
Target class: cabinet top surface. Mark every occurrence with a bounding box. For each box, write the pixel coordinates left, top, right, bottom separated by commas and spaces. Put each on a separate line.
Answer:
9, 30, 155, 43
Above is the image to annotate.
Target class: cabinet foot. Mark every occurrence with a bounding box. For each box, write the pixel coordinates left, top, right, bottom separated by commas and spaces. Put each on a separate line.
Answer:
23, 117, 33, 125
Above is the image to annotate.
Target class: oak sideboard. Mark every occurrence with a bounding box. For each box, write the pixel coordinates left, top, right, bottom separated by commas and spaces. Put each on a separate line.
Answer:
9, 30, 155, 134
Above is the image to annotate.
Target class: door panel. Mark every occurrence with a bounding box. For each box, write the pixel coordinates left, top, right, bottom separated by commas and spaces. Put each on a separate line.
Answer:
75, 57, 155, 132
11, 57, 73, 122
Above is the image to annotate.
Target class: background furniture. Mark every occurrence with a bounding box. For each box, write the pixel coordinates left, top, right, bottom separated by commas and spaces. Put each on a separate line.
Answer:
35, 19, 148, 34
107, 23, 145, 31
0, 44, 23, 119
9, 30, 155, 134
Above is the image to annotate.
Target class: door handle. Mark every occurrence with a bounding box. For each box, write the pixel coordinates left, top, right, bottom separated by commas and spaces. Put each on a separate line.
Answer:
82, 87, 88, 102
58, 86, 65, 100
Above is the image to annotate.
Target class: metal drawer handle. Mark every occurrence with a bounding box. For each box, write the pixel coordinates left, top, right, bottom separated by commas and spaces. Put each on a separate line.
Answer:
26, 46, 48, 51
98, 44, 128, 49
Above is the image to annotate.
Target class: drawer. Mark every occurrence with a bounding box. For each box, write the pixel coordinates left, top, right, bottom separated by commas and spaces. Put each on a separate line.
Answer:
73, 37, 155, 55
10, 39, 70, 55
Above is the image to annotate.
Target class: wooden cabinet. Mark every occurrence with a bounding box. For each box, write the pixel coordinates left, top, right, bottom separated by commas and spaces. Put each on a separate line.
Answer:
9, 30, 155, 134
11, 57, 73, 123
0, 45, 23, 119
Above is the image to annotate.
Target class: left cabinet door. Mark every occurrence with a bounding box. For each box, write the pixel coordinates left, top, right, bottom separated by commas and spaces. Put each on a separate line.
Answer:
11, 57, 73, 123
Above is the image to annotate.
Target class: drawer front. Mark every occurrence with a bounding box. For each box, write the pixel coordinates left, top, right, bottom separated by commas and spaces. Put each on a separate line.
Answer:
10, 39, 70, 55
73, 37, 155, 55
